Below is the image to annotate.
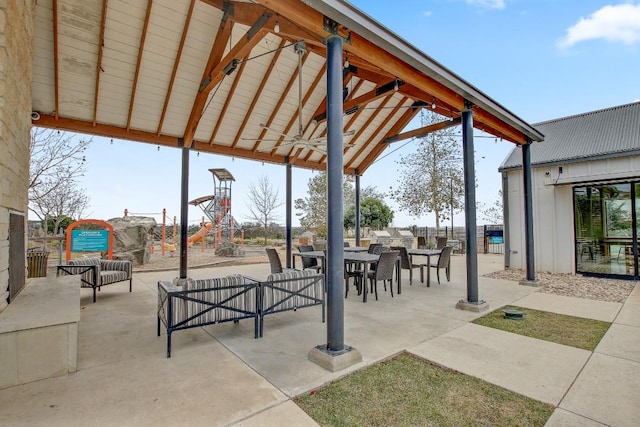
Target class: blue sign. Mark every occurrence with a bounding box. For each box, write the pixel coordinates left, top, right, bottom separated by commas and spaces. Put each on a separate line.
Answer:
490, 236, 504, 244
71, 229, 109, 252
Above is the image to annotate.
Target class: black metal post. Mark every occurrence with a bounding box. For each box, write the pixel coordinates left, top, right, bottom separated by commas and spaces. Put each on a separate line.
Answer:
179, 141, 189, 279
502, 172, 510, 268
326, 34, 345, 352
461, 104, 478, 303
522, 141, 536, 281
450, 177, 454, 239
285, 157, 292, 268
355, 172, 361, 247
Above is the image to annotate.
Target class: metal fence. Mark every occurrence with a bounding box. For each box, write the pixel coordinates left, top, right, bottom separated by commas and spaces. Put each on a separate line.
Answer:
402, 224, 504, 254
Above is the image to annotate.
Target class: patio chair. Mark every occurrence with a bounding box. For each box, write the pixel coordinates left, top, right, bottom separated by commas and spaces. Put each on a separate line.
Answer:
366, 250, 399, 300
57, 257, 132, 303
297, 245, 323, 273
344, 259, 364, 298
391, 246, 424, 286
436, 236, 448, 249
266, 248, 291, 274
417, 236, 426, 249
343, 241, 350, 247
429, 246, 453, 285
367, 243, 383, 253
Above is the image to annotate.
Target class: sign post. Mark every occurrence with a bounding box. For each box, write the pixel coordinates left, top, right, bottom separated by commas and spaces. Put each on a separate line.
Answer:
66, 219, 114, 261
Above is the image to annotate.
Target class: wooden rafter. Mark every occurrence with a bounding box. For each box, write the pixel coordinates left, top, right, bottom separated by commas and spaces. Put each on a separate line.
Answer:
127, 0, 153, 131
228, 39, 286, 150
93, 0, 108, 126
350, 100, 413, 174
343, 95, 395, 170
313, 79, 398, 124
384, 117, 462, 144
210, 53, 246, 145
281, 63, 326, 157
157, 0, 197, 136
52, 0, 59, 119
260, 50, 312, 154
182, 14, 272, 148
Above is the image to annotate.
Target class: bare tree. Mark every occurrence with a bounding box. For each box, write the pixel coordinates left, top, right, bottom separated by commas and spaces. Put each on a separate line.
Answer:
389, 110, 464, 234
29, 128, 91, 233
479, 190, 504, 224
246, 175, 284, 244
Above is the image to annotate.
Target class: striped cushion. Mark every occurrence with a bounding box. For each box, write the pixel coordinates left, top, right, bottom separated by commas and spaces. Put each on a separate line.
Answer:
264, 269, 323, 311
158, 281, 186, 327
67, 257, 101, 287
184, 275, 254, 325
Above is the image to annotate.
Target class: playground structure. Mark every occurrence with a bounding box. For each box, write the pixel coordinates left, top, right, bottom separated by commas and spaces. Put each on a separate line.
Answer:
189, 168, 237, 249
124, 168, 242, 256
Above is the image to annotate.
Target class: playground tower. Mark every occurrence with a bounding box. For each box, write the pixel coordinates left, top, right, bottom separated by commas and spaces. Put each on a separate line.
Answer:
189, 168, 236, 244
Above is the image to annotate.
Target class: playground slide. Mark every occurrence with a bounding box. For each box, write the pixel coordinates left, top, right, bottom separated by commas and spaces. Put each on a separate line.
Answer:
188, 222, 214, 244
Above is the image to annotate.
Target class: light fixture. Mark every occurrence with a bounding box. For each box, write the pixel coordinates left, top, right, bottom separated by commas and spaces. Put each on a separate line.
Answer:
274, 19, 280, 34
110, 138, 113, 145
157, 145, 160, 151
393, 79, 399, 92
344, 55, 349, 69
197, 151, 200, 157
431, 99, 437, 110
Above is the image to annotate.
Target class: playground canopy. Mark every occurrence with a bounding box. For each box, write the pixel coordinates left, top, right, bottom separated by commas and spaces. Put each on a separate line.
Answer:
31, 0, 543, 175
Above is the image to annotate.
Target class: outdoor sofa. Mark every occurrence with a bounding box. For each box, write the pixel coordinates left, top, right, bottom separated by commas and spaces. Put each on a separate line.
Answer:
57, 257, 133, 303
157, 269, 325, 357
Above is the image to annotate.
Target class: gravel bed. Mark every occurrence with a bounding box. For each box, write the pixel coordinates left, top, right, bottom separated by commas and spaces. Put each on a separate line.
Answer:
483, 269, 635, 303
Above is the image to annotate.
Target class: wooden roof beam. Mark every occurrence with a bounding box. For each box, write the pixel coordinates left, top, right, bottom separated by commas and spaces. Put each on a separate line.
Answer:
383, 117, 462, 144
157, 0, 197, 135
127, 0, 153, 131
182, 12, 272, 147
234, 40, 287, 150
92, 0, 108, 126
312, 79, 400, 124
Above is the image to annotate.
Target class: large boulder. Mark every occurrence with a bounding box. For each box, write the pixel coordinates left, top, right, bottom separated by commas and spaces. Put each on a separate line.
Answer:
108, 216, 157, 265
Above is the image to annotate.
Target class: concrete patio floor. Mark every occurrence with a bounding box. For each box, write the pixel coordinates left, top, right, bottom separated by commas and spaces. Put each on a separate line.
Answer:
1, 253, 638, 426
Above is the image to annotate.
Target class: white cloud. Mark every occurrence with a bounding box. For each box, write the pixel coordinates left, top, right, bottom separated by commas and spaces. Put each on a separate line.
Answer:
558, 3, 640, 48
465, 0, 505, 9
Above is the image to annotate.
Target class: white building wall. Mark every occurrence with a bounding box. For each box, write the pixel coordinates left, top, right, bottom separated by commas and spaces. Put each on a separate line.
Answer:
505, 154, 640, 274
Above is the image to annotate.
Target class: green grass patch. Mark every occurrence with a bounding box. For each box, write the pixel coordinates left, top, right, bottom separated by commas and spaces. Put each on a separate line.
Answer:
473, 306, 611, 351
295, 353, 553, 427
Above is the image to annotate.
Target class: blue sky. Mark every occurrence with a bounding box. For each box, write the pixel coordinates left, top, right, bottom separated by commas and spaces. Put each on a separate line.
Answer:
59, 0, 640, 228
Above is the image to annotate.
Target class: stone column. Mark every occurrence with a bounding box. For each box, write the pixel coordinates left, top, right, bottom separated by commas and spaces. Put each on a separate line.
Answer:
0, 1, 36, 312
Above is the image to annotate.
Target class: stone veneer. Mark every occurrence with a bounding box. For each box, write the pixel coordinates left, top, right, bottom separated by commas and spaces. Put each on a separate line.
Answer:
0, 1, 35, 312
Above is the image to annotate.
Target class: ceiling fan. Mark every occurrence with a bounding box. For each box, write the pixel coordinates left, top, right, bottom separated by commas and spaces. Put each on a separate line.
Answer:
243, 41, 355, 155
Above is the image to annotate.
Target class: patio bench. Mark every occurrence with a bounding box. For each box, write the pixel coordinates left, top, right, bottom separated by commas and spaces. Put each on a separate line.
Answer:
57, 257, 133, 303
260, 269, 325, 337
157, 275, 259, 357
157, 270, 325, 356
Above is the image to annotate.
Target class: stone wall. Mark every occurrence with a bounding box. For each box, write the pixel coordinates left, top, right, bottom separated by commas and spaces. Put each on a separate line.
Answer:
0, 1, 35, 312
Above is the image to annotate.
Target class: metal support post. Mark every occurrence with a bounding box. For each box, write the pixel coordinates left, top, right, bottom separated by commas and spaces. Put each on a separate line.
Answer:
355, 172, 361, 247
286, 157, 292, 268
462, 104, 479, 303
326, 34, 345, 352
179, 141, 189, 279
522, 141, 536, 281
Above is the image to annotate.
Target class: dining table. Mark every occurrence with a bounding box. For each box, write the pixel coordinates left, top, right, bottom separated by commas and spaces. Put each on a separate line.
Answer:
406, 248, 443, 287
292, 250, 398, 302
343, 246, 369, 252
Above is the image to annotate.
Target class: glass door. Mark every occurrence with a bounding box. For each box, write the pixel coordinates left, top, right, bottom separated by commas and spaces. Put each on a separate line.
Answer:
575, 183, 634, 276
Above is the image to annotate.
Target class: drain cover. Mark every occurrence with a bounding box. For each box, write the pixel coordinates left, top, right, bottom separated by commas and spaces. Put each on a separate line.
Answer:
502, 308, 525, 320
